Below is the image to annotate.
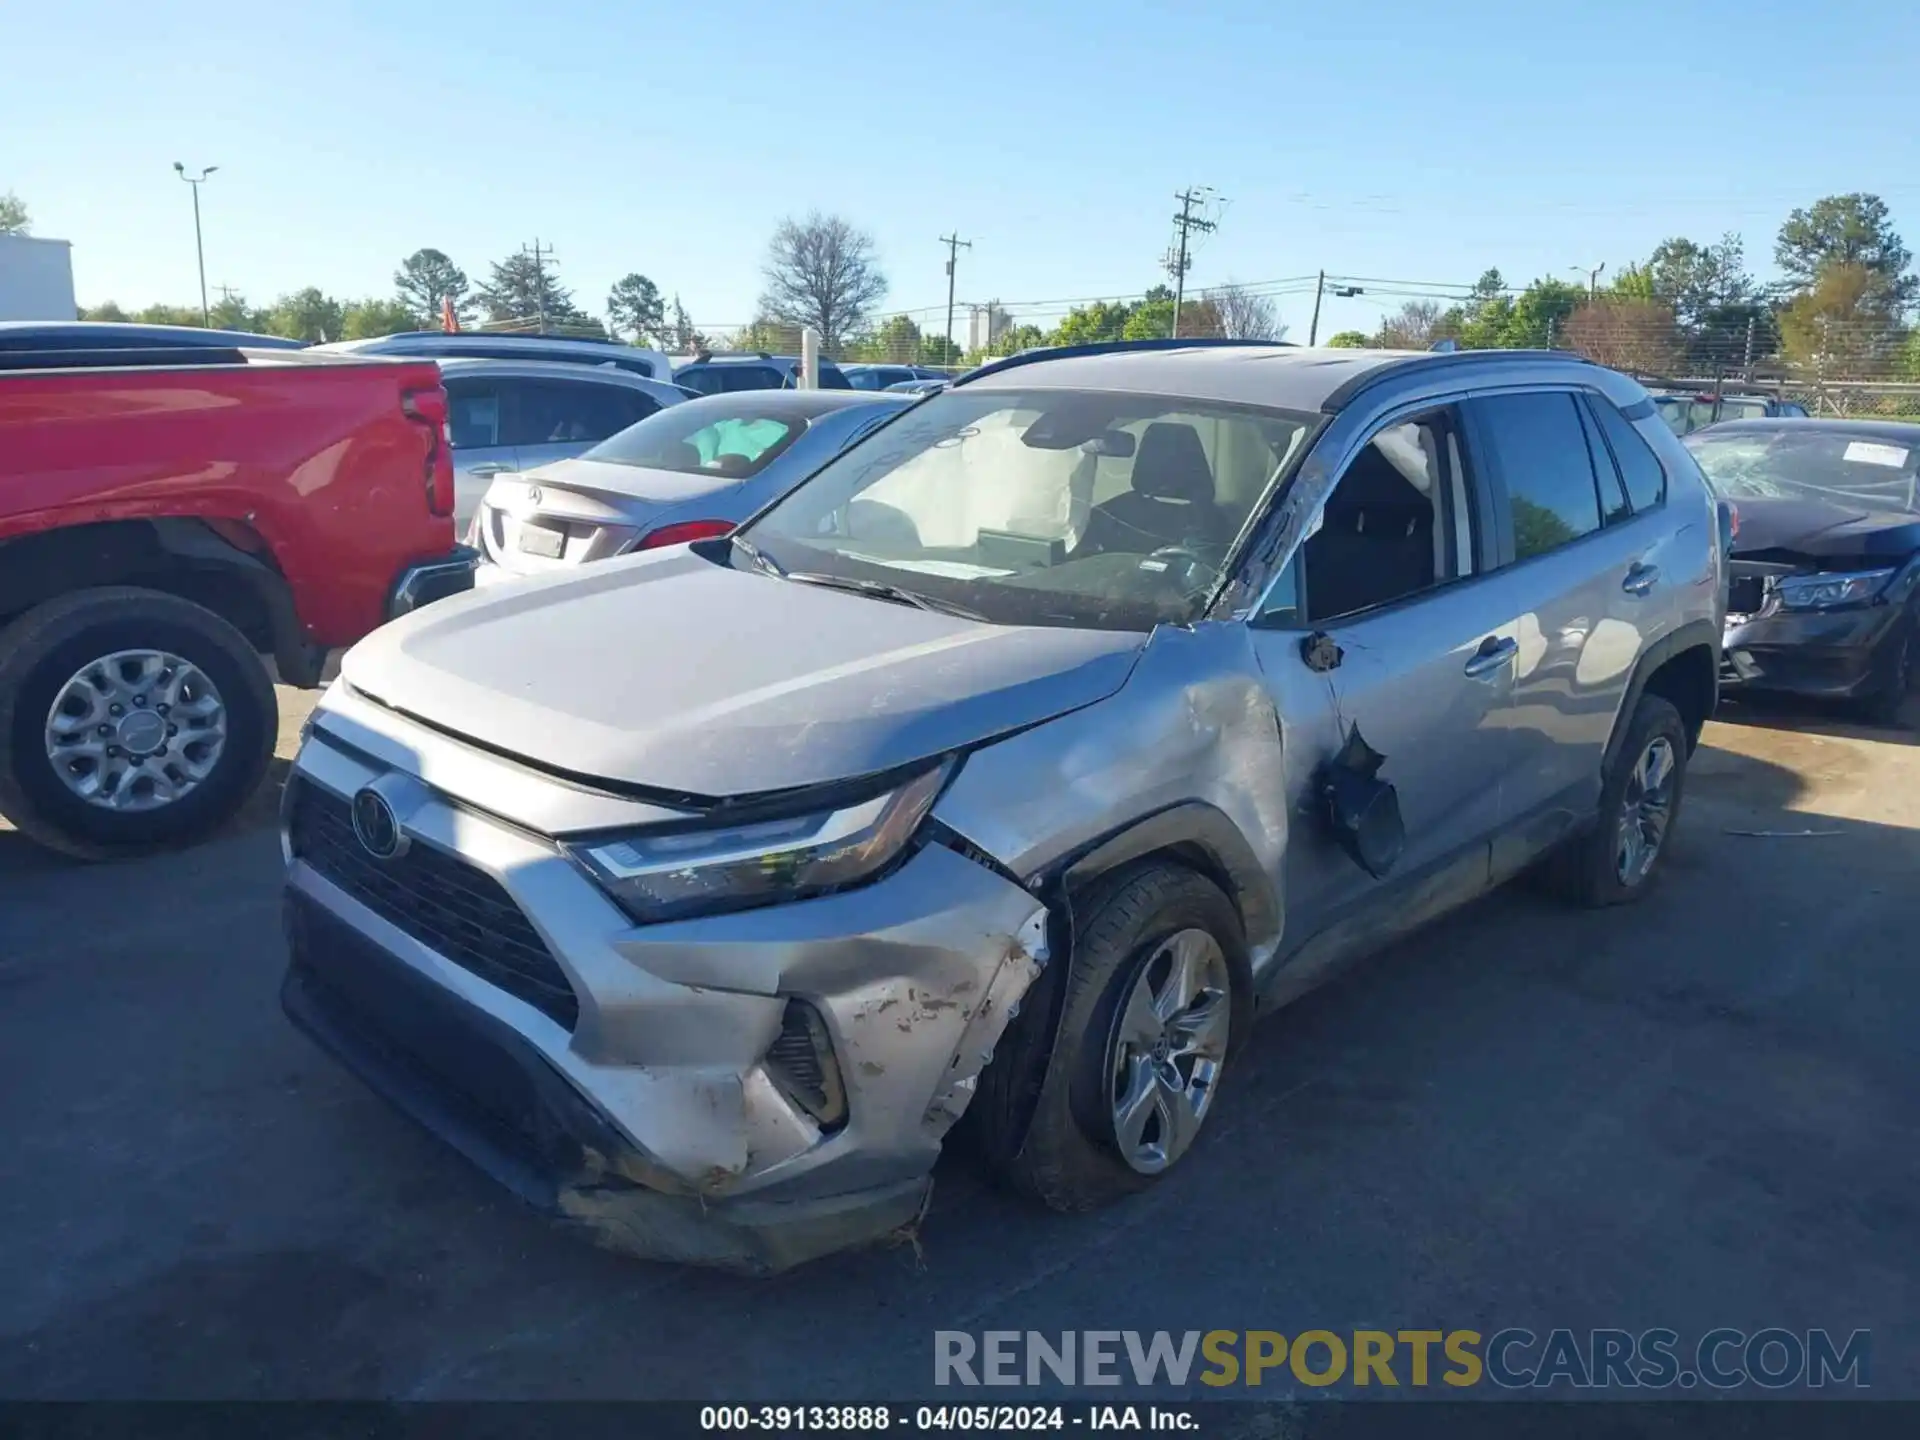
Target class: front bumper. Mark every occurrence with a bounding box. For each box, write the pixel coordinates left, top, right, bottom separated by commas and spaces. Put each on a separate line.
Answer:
1721, 602, 1902, 699
279, 724, 1049, 1272
388, 545, 480, 619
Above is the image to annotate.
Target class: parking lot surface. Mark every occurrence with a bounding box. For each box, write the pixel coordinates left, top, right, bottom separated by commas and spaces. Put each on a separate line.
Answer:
2, 686, 1916, 1399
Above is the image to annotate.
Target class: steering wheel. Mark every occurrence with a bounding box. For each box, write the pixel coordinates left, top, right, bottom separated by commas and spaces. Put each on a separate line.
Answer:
1138, 546, 1220, 595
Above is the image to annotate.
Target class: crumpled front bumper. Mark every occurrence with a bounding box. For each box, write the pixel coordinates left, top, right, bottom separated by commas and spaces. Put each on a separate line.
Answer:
280, 727, 1049, 1273
1722, 602, 1901, 699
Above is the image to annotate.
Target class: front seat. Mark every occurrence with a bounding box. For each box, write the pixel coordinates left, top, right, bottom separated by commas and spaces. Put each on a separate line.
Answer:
1080, 422, 1230, 555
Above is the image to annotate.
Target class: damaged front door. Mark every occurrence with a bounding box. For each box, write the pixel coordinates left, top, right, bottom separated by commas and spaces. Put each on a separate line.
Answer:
1245, 407, 1523, 983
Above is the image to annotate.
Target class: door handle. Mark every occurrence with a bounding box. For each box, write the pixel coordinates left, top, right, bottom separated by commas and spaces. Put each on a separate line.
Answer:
1464, 634, 1518, 678
1622, 562, 1661, 596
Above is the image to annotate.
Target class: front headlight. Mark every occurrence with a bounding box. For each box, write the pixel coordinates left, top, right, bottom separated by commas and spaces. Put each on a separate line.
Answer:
1776, 568, 1895, 611
571, 759, 956, 924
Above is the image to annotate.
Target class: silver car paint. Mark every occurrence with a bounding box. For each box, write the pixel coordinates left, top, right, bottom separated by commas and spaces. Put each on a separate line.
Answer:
339, 547, 1146, 797
285, 346, 1720, 1270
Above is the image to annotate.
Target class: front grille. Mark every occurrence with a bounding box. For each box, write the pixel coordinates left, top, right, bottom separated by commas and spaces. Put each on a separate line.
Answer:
764, 1000, 847, 1131
287, 779, 579, 1030
1728, 574, 1768, 615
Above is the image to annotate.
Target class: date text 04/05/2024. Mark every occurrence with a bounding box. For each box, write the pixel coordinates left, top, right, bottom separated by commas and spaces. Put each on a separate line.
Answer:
699, 1405, 1197, 1432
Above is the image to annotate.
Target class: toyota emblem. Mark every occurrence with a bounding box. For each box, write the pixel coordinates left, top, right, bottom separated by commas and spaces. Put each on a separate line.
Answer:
350, 787, 407, 860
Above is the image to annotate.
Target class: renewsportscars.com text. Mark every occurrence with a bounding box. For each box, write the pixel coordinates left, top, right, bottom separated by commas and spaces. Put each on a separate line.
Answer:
934, 1328, 1870, 1391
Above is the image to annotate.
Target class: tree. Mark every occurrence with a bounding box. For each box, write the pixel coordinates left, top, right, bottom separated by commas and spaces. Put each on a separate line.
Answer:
607, 273, 667, 346
730, 314, 802, 354
80, 301, 132, 323
1779, 263, 1908, 377
1775, 194, 1916, 307
860, 314, 926, 362
1122, 293, 1223, 340
477, 250, 593, 331
0, 192, 27, 235
341, 298, 417, 340
668, 294, 696, 352
209, 292, 265, 332
266, 288, 345, 342
1373, 299, 1443, 349
759, 213, 888, 352
1646, 234, 1753, 331
1206, 282, 1282, 340
1049, 300, 1133, 347
393, 248, 471, 328
1452, 268, 1515, 349
1564, 298, 1681, 375
1324, 330, 1370, 348
133, 303, 206, 328
1499, 277, 1588, 348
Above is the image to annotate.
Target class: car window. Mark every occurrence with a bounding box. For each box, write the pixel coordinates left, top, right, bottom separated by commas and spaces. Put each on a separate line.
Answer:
444, 381, 502, 449
747, 386, 1315, 632
1470, 392, 1605, 562
1588, 397, 1668, 512
845, 368, 882, 390
719, 366, 782, 392
1686, 428, 1920, 514
505, 380, 654, 446
1575, 398, 1632, 526
819, 365, 854, 391
587, 404, 805, 477
1283, 410, 1468, 625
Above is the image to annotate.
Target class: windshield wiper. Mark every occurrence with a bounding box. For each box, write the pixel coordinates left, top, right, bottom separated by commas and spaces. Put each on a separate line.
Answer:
786, 572, 987, 621
730, 533, 785, 577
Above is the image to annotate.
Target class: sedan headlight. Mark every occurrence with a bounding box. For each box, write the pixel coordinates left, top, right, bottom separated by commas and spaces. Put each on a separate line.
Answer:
1776, 568, 1895, 611
572, 759, 955, 924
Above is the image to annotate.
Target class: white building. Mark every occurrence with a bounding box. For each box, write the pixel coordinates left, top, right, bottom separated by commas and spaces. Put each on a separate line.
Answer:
0, 234, 77, 321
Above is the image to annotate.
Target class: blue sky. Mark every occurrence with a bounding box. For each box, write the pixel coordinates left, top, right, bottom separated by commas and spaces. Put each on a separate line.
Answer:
7, 0, 1918, 340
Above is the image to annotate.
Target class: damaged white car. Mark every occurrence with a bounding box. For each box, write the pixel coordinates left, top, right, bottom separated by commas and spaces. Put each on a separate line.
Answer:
281, 339, 1723, 1271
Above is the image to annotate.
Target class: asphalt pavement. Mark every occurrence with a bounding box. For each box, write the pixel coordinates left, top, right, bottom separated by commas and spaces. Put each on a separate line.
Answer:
1, 687, 1916, 1400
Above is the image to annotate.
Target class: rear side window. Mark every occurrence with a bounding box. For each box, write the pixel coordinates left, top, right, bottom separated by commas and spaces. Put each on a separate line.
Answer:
1588, 398, 1669, 512
445, 381, 501, 448
1470, 392, 1604, 562
506, 380, 656, 446
585, 406, 804, 477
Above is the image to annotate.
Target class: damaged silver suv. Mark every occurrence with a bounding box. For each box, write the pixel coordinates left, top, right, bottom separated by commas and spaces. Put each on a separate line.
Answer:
281, 339, 1723, 1272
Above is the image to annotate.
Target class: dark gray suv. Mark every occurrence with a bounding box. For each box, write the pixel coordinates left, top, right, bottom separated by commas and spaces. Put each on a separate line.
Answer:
281, 339, 1723, 1272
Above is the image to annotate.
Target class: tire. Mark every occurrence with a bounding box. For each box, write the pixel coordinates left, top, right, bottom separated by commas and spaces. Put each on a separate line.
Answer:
0, 587, 278, 861
1857, 618, 1915, 729
1541, 693, 1690, 908
968, 863, 1246, 1212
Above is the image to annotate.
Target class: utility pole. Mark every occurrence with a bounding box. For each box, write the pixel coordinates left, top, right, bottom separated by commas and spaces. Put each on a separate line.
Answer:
940, 233, 972, 367
1743, 313, 1757, 375
172, 162, 218, 325
1570, 261, 1606, 301
522, 238, 555, 332
1167, 187, 1218, 338
1309, 269, 1326, 345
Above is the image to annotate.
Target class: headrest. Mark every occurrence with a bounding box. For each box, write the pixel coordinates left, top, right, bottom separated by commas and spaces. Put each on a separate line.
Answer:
1131, 422, 1215, 504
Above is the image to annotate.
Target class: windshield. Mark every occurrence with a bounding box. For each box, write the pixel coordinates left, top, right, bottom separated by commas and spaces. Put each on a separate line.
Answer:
741, 386, 1315, 631
583, 403, 805, 477
1686, 427, 1920, 514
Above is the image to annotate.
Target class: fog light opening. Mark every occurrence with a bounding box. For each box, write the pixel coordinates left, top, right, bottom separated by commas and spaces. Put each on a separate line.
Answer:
765, 999, 848, 1133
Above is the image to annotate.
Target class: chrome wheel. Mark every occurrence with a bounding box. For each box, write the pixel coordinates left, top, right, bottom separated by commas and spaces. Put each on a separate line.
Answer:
43, 649, 229, 812
1107, 928, 1231, 1175
1614, 735, 1676, 886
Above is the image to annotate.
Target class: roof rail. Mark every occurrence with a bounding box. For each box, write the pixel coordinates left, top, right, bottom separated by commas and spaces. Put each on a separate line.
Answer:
1318, 347, 1595, 411
953, 336, 1295, 387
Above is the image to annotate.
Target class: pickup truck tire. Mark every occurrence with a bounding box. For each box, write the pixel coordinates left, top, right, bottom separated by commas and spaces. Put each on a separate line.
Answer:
0, 588, 278, 860
1542, 692, 1690, 907
971, 863, 1244, 1212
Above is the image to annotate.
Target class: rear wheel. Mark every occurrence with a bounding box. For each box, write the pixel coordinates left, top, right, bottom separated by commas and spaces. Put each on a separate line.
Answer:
0, 588, 277, 860
968, 863, 1245, 1211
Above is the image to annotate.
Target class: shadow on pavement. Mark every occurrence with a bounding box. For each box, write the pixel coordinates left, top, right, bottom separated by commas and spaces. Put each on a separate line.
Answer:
1715, 688, 1917, 748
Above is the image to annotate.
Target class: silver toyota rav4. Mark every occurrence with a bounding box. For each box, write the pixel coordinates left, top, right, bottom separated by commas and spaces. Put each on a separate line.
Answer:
281, 341, 1723, 1272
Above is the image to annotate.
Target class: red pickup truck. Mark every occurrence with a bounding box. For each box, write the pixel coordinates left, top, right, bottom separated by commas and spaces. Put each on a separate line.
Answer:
0, 324, 474, 859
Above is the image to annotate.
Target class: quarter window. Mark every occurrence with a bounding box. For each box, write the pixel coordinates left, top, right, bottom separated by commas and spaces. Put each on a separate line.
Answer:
1471, 392, 1604, 562
1589, 397, 1669, 512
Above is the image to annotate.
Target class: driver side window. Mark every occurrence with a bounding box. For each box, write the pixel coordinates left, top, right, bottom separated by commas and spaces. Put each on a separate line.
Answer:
1261, 409, 1475, 626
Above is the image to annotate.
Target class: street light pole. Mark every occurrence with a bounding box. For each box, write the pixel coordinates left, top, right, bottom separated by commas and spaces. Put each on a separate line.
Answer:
173, 163, 218, 325
1570, 261, 1606, 301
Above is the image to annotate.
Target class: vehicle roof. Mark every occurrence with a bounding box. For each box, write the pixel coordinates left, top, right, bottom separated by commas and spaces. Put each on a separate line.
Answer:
323, 330, 665, 357
1688, 417, 1920, 443
678, 353, 845, 367
0, 320, 307, 351
664, 388, 907, 419
957, 342, 1607, 413
431, 356, 679, 387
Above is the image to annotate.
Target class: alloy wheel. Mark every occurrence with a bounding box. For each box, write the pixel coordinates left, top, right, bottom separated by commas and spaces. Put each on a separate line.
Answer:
1107, 928, 1232, 1175
1614, 735, 1677, 886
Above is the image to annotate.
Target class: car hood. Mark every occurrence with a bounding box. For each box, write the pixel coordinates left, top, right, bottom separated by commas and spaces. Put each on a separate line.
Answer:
340, 548, 1147, 799
1728, 494, 1920, 563
506, 455, 748, 507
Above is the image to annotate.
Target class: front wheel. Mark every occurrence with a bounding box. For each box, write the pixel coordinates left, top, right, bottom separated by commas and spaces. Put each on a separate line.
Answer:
0, 588, 278, 860
968, 863, 1246, 1211
1858, 619, 1915, 729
